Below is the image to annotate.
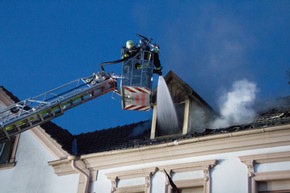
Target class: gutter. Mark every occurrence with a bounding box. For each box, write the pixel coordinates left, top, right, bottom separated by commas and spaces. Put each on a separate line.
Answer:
68, 156, 90, 193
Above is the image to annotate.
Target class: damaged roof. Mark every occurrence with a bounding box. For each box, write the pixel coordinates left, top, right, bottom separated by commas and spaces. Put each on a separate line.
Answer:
1, 84, 290, 156
75, 120, 151, 155
69, 102, 290, 155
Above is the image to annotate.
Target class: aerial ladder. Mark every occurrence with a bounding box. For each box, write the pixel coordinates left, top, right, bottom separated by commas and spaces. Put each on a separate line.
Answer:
0, 34, 161, 143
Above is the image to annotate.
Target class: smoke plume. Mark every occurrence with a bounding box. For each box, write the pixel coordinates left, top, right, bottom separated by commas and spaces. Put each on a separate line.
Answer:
129, 121, 151, 137
210, 79, 258, 129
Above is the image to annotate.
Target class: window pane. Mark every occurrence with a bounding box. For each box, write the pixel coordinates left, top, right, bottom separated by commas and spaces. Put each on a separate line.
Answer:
180, 187, 203, 193
258, 180, 290, 193
0, 141, 12, 164
0, 143, 5, 155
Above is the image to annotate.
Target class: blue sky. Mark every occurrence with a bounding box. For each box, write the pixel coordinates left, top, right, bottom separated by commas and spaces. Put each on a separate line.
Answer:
1, 1, 290, 134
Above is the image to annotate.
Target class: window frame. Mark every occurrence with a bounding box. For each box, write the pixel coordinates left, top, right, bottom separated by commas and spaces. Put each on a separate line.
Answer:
106, 160, 217, 193
0, 135, 19, 170
167, 178, 204, 193
163, 160, 217, 193
0, 143, 5, 155
0, 88, 20, 170
150, 98, 190, 139
255, 171, 290, 193
106, 167, 158, 193
240, 151, 290, 193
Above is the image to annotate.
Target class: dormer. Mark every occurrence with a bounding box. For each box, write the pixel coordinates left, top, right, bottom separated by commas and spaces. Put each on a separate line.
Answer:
150, 71, 216, 139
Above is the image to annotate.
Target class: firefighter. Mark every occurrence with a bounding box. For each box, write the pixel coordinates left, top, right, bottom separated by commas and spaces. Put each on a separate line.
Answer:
151, 44, 162, 76
140, 42, 162, 75
122, 40, 163, 75
122, 40, 142, 69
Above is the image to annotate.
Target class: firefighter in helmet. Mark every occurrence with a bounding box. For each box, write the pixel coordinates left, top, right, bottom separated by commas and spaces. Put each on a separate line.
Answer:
122, 39, 163, 75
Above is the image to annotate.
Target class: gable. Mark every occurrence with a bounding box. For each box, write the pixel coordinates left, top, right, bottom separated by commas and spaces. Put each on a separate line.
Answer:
165, 71, 193, 103
164, 71, 214, 111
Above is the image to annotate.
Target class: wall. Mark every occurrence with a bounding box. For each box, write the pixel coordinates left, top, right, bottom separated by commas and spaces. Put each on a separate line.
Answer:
0, 131, 79, 193
90, 145, 290, 193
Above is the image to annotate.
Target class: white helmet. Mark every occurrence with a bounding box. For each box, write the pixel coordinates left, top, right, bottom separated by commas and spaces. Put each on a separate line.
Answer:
126, 40, 134, 49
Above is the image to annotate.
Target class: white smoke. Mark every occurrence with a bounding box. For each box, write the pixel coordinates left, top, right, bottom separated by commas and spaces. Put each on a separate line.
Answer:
190, 104, 209, 133
130, 121, 151, 137
211, 79, 258, 129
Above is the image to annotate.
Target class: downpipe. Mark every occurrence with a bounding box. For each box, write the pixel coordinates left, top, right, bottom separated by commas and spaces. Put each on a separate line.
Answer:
68, 156, 90, 193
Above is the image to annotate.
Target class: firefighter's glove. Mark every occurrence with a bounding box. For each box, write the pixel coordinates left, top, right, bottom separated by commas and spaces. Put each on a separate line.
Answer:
135, 63, 142, 69
153, 67, 162, 76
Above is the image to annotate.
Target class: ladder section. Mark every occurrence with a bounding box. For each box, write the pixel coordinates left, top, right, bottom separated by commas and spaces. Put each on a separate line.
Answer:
0, 72, 116, 143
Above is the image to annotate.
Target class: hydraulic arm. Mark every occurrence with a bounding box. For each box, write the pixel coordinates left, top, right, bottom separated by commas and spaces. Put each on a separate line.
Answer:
0, 72, 116, 143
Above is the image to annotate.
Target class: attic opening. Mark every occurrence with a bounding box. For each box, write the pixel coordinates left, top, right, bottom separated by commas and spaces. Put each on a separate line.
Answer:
150, 71, 215, 139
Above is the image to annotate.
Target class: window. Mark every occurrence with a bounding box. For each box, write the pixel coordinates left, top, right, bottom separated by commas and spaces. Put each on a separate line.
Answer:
151, 100, 187, 139
0, 143, 5, 159
0, 136, 19, 169
168, 179, 204, 193
115, 186, 145, 193
164, 160, 217, 193
0, 88, 19, 169
105, 161, 216, 193
180, 187, 203, 193
257, 178, 290, 193
256, 172, 290, 193
106, 167, 158, 193
0, 142, 9, 164
240, 151, 290, 193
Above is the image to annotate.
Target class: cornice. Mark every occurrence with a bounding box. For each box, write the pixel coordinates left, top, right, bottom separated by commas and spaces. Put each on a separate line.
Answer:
105, 160, 217, 181
106, 167, 158, 180
239, 151, 290, 164
254, 170, 290, 181
162, 159, 217, 173
48, 157, 85, 176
